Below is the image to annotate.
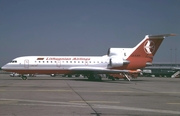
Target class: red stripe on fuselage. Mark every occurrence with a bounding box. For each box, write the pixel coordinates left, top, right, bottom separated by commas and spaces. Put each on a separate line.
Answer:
4, 69, 73, 74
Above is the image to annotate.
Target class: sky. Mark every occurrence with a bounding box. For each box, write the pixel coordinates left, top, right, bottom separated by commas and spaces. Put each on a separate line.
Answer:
0, 0, 180, 67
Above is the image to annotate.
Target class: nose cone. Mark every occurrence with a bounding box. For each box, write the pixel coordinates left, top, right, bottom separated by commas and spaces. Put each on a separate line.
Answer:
1, 64, 8, 71
1, 65, 5, 70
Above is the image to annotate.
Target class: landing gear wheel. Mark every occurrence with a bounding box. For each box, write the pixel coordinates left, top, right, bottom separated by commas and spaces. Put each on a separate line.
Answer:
112, 78, 115, 81
109, 76, 115, 81
88, 76, 95, 81
21, 76, 27, 80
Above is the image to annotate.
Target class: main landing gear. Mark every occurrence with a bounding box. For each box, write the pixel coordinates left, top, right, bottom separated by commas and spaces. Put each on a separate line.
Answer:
21, 75, 27, 80
87, 74, 102, 81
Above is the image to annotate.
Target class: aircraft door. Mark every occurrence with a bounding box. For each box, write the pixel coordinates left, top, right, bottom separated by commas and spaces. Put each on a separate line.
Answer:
24, 59, 29, 68
56, 60, 61, 67
85, 60, 88, 66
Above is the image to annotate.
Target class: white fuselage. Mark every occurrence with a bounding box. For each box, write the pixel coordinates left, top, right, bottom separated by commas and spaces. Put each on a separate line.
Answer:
2, 55, 112, 74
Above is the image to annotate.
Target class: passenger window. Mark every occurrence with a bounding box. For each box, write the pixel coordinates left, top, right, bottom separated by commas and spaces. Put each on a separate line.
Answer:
66, 61, 68, 63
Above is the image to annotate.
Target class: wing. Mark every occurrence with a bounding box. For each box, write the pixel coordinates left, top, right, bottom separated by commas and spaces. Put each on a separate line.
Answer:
69, 67, 129, 74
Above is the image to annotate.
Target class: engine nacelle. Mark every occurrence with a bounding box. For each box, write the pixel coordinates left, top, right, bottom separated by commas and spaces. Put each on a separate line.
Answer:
109, 57, 124, 68
107, 48, 122, 56
109, 56, 130, 68
108, 48, 130, 68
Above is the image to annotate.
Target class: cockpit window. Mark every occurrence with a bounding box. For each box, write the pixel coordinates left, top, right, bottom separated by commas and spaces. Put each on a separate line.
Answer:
10, 60, 17, 63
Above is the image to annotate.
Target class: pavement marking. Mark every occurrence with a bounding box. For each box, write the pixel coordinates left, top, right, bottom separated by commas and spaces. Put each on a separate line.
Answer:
11, 103, 88, 108
94, 104, 180, 115
36, 89, 72, 92
69, 101, 120, 104
161, 92, 180, 94
1, 89, 180, 95
1, 98, 180, 114
0, 90, 134, 93
0, 84, 36, 86
0, 89, 144, 93
0, 98, 87, 106
0, 89, 73, 92
0, 100, 18, 104
167, 103, 180, 105
99, 91, 133, 93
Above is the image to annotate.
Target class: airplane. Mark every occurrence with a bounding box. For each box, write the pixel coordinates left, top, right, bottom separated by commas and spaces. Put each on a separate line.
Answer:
1, 34, 176, 80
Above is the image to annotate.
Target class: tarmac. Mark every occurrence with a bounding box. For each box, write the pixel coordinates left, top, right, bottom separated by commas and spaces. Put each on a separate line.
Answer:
0, 74, 180, 116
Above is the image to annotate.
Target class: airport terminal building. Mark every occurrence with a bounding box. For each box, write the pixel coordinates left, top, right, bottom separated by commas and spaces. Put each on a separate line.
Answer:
142, 63, 180, 78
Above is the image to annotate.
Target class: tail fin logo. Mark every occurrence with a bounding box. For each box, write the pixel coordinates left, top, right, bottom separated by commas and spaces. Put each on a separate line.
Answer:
144, 40, 155, 54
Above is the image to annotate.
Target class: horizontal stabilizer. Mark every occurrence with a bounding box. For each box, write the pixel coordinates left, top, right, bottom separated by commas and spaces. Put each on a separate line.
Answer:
148, 34, 176, 38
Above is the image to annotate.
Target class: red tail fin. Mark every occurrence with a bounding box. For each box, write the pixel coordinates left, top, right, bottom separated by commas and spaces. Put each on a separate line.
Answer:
126, 34, 176, 69
132, 34, 176, 57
